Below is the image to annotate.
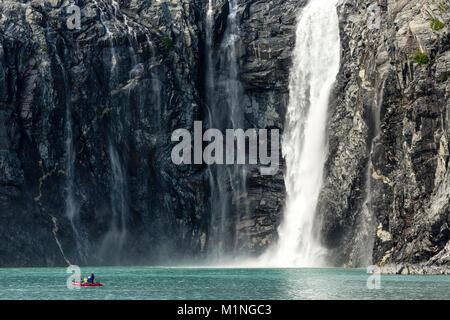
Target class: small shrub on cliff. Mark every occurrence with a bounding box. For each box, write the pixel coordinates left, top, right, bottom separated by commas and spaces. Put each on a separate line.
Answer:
161, 36, 174, 51
438, 0, 449, 11
412, 49, 429, 65
441, 73, 448, 83
430, 18, 445, 31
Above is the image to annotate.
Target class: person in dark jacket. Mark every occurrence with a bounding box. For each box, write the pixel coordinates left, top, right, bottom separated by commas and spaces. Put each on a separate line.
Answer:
91, 273, 95, 283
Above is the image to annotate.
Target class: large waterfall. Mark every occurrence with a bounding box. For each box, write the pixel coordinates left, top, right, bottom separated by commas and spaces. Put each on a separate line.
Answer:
259, 0, 341, 267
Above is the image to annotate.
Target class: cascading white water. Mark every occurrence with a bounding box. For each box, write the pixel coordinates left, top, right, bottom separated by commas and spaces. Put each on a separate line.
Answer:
259, 0, 341, 267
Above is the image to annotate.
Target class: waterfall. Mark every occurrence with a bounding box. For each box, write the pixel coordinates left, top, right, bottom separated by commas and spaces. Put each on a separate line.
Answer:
259, 0, 341, 267
204, 0, 249, 261
144, 35, 163, 129
94, 1, 135, 264
351, 78, 387, 267
100, 144, 128, 264
205, 0, 214, 123
95, 0, 119, 78
48, 33, 87, 263
62, 63, 85, 262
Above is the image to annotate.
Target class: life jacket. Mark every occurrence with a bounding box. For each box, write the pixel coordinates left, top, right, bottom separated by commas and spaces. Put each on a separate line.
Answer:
84, 278, 88, 283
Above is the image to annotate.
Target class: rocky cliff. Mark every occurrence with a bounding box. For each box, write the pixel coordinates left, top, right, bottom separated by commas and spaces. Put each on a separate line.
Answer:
0, 0, 448, 269
0, 0, 208, 266
318, 0, 449, 269
0, 0, 294, 266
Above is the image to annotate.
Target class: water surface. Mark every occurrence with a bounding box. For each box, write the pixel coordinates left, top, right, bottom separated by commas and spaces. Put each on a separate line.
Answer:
0, 267, 448, 300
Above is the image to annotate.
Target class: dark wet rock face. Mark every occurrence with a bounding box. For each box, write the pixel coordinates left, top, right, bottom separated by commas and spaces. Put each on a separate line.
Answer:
0, 0, 295, 266
0, 0, 448, 269
0, 0, 207, 266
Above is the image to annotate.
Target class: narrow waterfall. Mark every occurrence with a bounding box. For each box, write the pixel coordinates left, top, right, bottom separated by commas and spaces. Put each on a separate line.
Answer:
260, 0, 341, 267
50, 37, 87, 262
205, 0, 214, 120
143, 34, 163, 129
100, 144, 128, 263
205, 0, 248, 261
62, 62, 84, 261
96, 1, 135, 264
350, 78, 387, 267
95, 0, 119, 80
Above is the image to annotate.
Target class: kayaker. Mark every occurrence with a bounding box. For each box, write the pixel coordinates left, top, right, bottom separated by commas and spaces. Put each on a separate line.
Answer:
91, 273, 95, 283
84, 277, 88, 283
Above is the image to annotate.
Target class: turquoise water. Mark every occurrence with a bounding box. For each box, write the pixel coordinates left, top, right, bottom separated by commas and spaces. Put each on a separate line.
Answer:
0, 267, 448, 300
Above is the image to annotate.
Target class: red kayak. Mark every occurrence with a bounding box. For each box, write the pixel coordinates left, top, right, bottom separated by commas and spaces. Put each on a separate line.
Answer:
72, 282, 103, 287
